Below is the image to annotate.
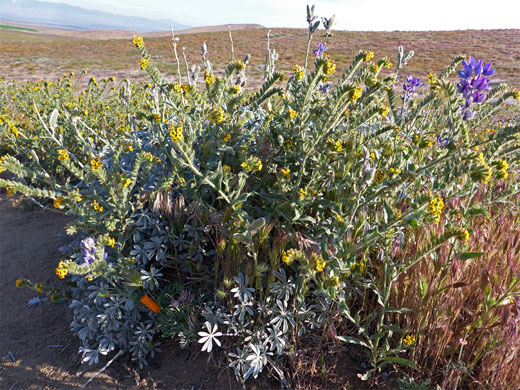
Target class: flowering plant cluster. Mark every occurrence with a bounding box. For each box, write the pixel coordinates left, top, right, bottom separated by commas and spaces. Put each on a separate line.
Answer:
1, 6, 520, 388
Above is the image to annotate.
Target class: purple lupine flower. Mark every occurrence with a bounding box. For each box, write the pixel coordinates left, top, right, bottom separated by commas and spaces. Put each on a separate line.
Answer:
313, 43, 328, 58
401, 75, 422, 103
80, 237, 107, 265
319, 81, 332, 94
457, 56, 495, 120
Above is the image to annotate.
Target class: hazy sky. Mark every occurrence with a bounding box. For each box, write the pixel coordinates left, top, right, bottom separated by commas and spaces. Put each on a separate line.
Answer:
37, 0, 520, 30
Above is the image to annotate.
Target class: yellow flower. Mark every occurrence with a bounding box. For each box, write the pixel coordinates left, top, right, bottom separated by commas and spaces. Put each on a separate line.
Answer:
288, 109, 298, 119
138, 58, 149, 70
55, 260, 69, 279
223, 133, 231, 143
325, 60, 336, 75
403, 335, 416, 346
374, 170, 385, 184
314, 255, 326, 272
169, 124, 183, 142
380, 104, 390, 116
281, 168, 291, 178
153, 113, 161, 123
106, 237, 116, 247
15, 279, 23, 288
209, 107, 224, 124
204, 70, 215, 84
282, 249, 302, 265
230, 85, 241, 94
361, 50, 374, 61
457, 229, 470, 243
336, 215, 344, 224
255, 160, 263, 172
6, 186, 13, 196
181, 84, 191, 92
298, 188, 307, 200
335, 141, 343, 152
351, 87, 363, 100
172, 83, 181, 92
133, 35, 143, 48
223, 165, 231, 173
58, 149, 69, 161
53, 196, 63, 208
123, 178, 132, 187
428, 72, 437, 85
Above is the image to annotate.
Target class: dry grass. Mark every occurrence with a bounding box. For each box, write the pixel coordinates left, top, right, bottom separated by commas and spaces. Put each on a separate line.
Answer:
1, 28, 519, 89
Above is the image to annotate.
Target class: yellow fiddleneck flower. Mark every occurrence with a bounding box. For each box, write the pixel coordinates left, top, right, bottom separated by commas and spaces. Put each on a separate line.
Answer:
361, 50, 374, 61
123, 178, 132, 187
106, 237, 116, 247
314, 255, 326, 272
403, 335, 416, 346
325, 60, 336, 75
351, 87, 363, 100
58, 149, 69, 161
281, 168, 291, 178
298, 188, 307, 200
133, 35, 143, 48
181, 84, 191, 92
230, 85, 241, 94
336, 215, 344, 224
374, 170, 385, 184
53, 196, 63, 209
139, 58, 149, 70
209, 107, 224, 124
335, 141, 343, 152
223, 133, 231, 143
288, 109, 298, 119
204, 70, 215, 84
16, 279, 23, 288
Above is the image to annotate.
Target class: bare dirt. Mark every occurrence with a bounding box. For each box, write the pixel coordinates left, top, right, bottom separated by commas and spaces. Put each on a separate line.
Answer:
0, 194, 267, 390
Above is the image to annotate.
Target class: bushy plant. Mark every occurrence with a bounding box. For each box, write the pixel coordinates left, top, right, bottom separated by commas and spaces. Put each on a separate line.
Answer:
2, 4, 519, 387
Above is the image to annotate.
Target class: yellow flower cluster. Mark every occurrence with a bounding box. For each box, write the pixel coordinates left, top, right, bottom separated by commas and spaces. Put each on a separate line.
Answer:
477, 153, 493, 184
90, 158, 102, 171
389, 167, 402, 175
282, 248, 302, 265
293, 65, 304, 81
495, 159, 509, 179
374, 170, 385, 184
91, 200, 104, 212
360, 50, 374, 61
209, 107, 224, 124
6, 186, 13, 195
153, 113, 161, 123
234, 59, 246, 72
139, 58, 149, 70
351, 87, 363, 100
513, 89, 520, 102
428, 72, 437, 85
403, 335, 416, 346
55, 260, 69, 279
336, 214, 344, 223
456, 229, 470, 243
325, 60, 336, 75
241, 156, 263, 172
15, 279, 23, 288
298, 188, 307, 200
288, 109, 298, 119
7, 121, 19, 137
313, 254, 326, 272
123, 178, 132, 187
106, 237, 116, 247
204, 70, 215, 84
53, 196, 63, 208
57, 149, 69, 161
170, 124, 183, 142
427, 197, 444, 224
172, 83, 181, 92
133, 35, 143, 48
382, 57, 392, 69
281, 168, 291, 178
230, 85, 241, 94
223, 133, 231, 143
181, 84, 191, 92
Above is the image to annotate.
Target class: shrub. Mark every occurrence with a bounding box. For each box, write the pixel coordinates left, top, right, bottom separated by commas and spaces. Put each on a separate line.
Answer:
2, 5, 519, 387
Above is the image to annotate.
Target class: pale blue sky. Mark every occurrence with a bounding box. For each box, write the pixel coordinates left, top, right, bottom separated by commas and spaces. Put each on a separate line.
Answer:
39, 0, 520, 30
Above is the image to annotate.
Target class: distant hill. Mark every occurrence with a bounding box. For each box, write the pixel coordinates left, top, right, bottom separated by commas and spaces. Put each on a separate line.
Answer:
0, 0, 190, 32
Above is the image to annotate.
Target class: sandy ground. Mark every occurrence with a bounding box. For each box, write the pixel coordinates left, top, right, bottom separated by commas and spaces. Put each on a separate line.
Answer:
0, 194, 265, 390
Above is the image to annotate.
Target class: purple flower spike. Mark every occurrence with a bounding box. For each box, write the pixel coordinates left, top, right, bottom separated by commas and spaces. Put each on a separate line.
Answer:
458, 55, 496, 120
80, 237, 107, 265
313, 43, 328, 58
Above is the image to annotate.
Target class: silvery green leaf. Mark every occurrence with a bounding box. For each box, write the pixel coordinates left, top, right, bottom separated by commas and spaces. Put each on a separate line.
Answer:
248, 217, 266, 234
49, 109, 58, 130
